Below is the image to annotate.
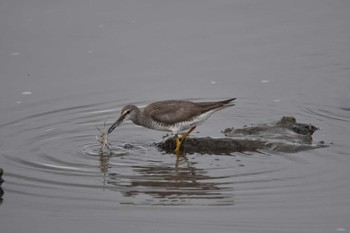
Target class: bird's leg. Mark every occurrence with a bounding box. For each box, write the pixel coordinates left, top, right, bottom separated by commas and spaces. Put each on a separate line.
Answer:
174, 126, 196, 153
181, 126, 196, 142
175, 135, 182, 153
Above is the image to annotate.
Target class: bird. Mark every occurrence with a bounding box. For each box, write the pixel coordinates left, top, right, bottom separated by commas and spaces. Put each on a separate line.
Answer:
108, 98, 236, 154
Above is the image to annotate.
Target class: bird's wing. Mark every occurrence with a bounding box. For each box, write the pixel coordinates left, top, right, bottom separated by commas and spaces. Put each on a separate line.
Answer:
144, 101, 203, 125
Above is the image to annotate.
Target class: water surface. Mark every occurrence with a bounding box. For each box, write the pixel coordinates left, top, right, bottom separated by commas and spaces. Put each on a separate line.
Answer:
1, 1, 350, 233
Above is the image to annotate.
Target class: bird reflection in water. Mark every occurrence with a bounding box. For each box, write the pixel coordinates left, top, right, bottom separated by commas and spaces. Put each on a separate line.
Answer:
97, 153, 234, 205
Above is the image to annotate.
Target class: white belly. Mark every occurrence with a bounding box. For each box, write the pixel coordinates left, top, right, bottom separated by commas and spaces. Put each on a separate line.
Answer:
148, 110, 216, 134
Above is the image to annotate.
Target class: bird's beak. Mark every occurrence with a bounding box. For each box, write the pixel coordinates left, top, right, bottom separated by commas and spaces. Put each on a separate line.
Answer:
108, 114, 126, 134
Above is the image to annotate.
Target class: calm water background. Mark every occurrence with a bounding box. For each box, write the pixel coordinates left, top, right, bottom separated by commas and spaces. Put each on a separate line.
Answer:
1, 1, 350, 232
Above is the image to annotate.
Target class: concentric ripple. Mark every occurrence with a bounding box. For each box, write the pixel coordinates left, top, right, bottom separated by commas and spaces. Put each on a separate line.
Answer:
0, 96, 348, 208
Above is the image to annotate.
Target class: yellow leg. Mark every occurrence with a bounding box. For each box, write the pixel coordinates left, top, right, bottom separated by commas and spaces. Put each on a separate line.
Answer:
175, 135, 182, 152
174, 126, 196, 154
181, 126, 196, 142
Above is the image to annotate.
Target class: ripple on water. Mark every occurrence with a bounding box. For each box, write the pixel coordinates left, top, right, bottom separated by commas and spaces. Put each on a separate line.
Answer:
0, 97, 346, 208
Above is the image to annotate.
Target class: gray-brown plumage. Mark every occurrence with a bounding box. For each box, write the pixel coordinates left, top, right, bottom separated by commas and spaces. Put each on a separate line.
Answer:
108, 98, 235, 134
107, 98, 236, 153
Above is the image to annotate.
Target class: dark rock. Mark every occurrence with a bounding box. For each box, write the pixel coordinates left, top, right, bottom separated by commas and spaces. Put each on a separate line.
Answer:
156, 116, 327, 154
276, 116, 318, 135
223, 116, 317, 145
123, 143, 134, 149
157, 137, 266, 154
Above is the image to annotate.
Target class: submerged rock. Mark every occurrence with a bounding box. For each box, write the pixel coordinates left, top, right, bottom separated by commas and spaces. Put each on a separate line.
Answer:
223, 116, 317, 145
156, 116, 327, 154
276, 116, 318, 135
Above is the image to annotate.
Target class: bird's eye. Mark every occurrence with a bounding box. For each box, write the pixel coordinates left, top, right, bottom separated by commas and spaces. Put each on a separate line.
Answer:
126, 110, 130, 114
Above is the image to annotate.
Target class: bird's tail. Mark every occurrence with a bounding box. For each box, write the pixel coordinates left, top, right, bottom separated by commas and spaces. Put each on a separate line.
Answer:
196, 98, 236, 113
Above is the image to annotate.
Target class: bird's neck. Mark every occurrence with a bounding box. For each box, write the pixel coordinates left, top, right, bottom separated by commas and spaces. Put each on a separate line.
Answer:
130, 109, 144, 126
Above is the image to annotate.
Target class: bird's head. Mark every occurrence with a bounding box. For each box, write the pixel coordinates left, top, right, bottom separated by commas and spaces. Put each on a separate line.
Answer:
107, 105, 139, 134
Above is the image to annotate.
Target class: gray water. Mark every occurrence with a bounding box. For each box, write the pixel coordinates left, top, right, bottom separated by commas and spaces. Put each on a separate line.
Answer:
1, 1, 350, 232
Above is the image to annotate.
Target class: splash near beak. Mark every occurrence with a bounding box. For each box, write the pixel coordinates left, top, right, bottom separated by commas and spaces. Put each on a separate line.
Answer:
107, 114, 126, 134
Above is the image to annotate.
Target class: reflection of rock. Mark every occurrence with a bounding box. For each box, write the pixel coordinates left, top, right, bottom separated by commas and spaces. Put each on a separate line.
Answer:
0, 168, 3, 185
157, 116, 327, 154
0, 187, 3, 204
0, 187, 3, 205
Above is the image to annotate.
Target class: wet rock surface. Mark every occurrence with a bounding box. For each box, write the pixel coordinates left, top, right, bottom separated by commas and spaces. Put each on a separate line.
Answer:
158, 137, 267, 154
156, 116, 327, 154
